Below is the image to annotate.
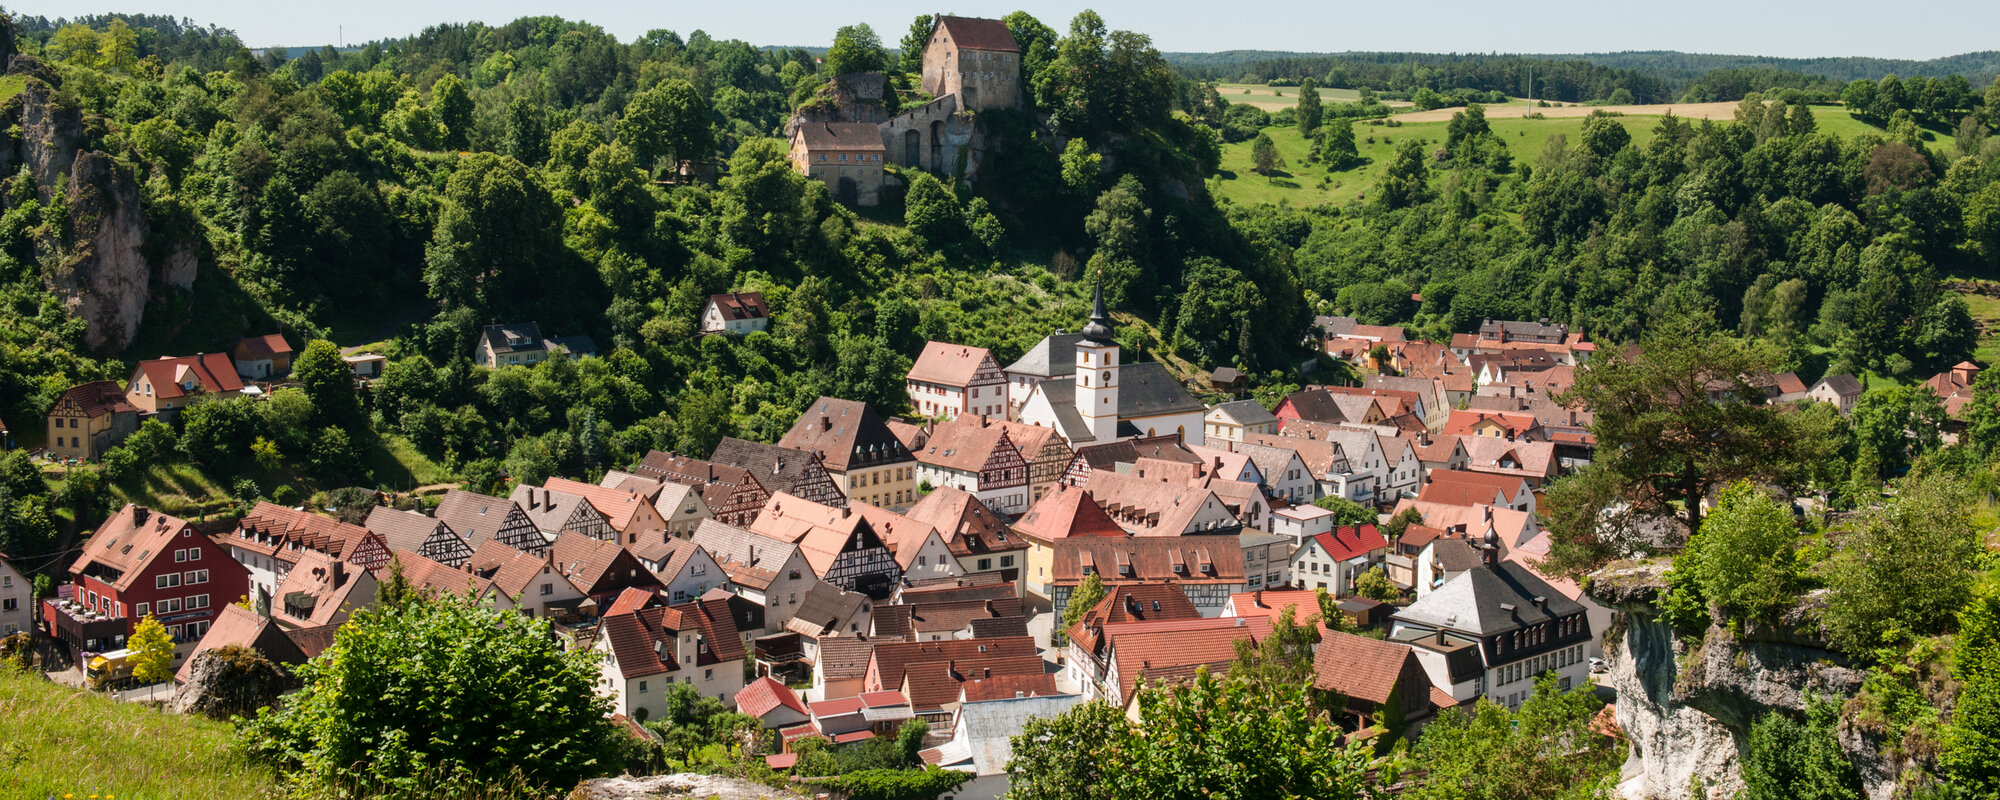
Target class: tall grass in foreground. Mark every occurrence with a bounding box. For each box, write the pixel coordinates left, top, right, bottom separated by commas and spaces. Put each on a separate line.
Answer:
0, 665, 280, 800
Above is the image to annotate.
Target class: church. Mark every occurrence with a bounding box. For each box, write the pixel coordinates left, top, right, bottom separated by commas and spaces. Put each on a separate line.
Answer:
1016, 282, 1209, 447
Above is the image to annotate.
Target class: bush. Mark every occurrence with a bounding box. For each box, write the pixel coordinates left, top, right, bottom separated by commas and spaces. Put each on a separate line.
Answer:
1312, 495, 1376, 526
241, 593, 618, 795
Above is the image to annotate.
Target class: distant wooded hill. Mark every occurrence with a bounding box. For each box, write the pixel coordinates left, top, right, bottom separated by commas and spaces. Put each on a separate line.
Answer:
1168, 49, 2000, 91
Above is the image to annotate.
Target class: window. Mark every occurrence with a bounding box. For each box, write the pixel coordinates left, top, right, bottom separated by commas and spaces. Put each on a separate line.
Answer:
187, 594, 210, 610
175, 549, 187, 563
187, 569, 209, 585
977, 558, 992, 571
156, 573, 181, 590
1000, 555, 1014, 568
134, 602, 148, 617
540, 583, 554, 597
158, 598, 181, 614
1, 598, 13, 611
638, 680, 649, 693
704, 668, 714, 681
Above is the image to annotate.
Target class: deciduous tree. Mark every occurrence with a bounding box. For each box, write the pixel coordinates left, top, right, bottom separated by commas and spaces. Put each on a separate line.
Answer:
242, 593, 618, 794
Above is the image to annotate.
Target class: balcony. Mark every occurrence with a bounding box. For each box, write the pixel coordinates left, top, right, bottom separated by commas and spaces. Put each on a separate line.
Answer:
43, 598, 127, 652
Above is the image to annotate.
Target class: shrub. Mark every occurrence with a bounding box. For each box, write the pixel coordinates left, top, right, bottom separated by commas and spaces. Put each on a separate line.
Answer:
241, 593, 618, 795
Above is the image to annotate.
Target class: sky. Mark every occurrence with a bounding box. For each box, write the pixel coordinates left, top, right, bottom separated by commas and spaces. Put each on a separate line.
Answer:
12, 0, 1997, 61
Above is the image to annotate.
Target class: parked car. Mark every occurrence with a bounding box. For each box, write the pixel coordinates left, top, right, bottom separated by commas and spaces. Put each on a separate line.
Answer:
1588, 657, 1608, 674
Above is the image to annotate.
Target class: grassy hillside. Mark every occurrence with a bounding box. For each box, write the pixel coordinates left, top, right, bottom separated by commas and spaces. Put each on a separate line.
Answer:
1212, 107, 1958, 208
0, 667, 279, 799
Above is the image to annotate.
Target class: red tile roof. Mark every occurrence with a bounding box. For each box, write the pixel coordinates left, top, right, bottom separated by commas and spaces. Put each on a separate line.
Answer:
605, 586, 657, 617
869, 636, 1037, 693
738, 675, 810, 719
235, 334, 293, 358
1109, 617, 1269, 701
543, 477, 658, 532
1066, 584, 1203, 655
901, 655, 1047, 711
131, 353, 244, 400
53, 380, 137, 418
706, 292, 768, 321
70, 505, 194, 592
1312, 630, 1418, 706
1311, 524, 1390, 562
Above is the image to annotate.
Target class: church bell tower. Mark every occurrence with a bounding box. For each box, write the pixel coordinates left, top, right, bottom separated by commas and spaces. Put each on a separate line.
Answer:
1076, 277, 1120, 443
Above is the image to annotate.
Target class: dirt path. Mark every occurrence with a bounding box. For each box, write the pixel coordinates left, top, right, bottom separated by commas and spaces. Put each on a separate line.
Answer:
1390, 101, 1744, 124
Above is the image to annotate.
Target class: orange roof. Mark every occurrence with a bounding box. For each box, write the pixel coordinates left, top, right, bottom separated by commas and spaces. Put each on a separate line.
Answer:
1312, 630, 1417, 706
1226, 589, 1322, 623
1442, 410, 1540, 437
542, 477, 656, 532
1012, 485, 1124, 541
235, 334, 293, 358
70, 504, 197, 591
605, 586, 657, 616
130, 353, 243, 400
1109, 617, 1269, 700
907, 342, 1000, 387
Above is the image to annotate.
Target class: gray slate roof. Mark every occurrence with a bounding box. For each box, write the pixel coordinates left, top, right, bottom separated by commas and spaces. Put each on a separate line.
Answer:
1816, 373, 1864, 397
479, 322, 543, 354
1393, 561, 1584, 637
1117, 362, 1206, 417
1210, 399, 1277, 427
1003, 333, 1085, 378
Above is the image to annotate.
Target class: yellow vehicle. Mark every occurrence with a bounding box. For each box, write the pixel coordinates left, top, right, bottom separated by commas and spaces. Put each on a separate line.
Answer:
85, 648, 134, 690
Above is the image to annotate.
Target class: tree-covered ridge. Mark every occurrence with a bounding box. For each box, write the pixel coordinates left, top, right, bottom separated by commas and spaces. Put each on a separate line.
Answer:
1167, 48, 2000, 103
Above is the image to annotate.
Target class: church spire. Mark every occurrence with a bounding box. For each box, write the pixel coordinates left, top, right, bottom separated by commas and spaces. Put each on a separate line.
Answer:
1081, 274, 1115, 344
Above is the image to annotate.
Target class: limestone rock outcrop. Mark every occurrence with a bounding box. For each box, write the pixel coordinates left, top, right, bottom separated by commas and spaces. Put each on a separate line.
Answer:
169, 645, 296, 719
8, 58, 193, 354
575, 773, 805, 800
1588, 559, 1888, 800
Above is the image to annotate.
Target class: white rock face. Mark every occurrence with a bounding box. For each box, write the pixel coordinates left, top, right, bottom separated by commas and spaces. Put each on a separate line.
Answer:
576, 772, 806, 800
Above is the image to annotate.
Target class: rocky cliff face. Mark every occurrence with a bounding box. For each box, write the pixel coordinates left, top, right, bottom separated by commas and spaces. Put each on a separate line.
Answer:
1587, 560, 1892, 800
9, 60, 190, 354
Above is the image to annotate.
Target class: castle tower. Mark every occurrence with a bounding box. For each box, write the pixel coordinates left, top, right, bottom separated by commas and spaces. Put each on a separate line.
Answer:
1076, 277, 1120, 443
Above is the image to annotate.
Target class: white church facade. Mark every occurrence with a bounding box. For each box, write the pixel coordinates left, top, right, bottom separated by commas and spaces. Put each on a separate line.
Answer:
1017, 281, 1208, 447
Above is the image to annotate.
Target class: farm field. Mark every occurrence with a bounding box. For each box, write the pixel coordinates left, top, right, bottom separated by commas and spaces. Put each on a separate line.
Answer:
1212, 106, 1958, 208
1215, 82, 1417, 111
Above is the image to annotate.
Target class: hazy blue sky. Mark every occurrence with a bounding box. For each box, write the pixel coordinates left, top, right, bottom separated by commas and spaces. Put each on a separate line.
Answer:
12, 0, 1995, 61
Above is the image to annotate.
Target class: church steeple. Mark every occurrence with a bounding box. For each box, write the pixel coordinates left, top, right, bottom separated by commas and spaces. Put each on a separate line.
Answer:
1081, 275, 1115, 344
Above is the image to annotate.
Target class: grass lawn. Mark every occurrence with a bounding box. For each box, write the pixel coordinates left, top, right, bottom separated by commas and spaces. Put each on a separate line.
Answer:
109, 463, 238, 520
365, 433, 458, 491
0, 667, 280, 799
1211, 107, 1954, 209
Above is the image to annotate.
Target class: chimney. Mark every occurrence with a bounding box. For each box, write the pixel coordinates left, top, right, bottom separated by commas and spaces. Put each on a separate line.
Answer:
948, 659, 959, 679
821, 415, 833, 432
983, 667, 991, 679
1436, 628, 1447, 646
1235, 616, 1248, 627
1532, 595, 1547, 609
984, 599, 996, 616
1501, 602, 1519, 619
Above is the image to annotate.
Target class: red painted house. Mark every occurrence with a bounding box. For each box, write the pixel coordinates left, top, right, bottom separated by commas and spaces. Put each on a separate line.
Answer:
44, 504, 250, 659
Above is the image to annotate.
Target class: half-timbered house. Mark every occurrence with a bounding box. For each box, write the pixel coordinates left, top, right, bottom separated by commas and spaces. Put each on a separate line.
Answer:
433, 489, 549, 555
635, 451, 771, 528
749, 493, 901, 597
892, 415, 1031, 517
366, 506, 473, 567
708, 437, 846, 508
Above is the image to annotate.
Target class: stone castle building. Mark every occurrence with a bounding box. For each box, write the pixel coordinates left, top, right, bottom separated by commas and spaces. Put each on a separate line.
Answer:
789, 15, 1021, 205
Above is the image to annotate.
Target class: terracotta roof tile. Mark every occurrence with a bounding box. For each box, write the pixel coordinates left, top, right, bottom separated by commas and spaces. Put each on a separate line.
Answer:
738, 675, 809, 719
1013, 485, 1124, 541
908, 342, 1000, 387
131, 353, 243, 401
935, 15, 1020, 51
778, 397, 914, 473
1312, 630, 1417, 705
